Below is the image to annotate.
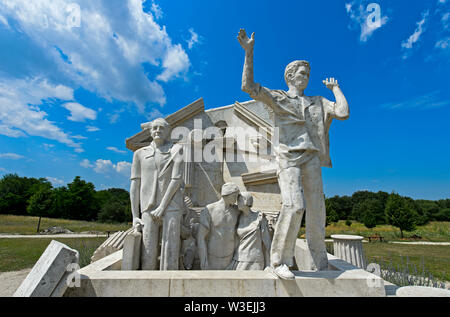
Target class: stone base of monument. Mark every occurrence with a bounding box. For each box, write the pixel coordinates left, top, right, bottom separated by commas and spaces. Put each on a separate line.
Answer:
64, 239, 388, 297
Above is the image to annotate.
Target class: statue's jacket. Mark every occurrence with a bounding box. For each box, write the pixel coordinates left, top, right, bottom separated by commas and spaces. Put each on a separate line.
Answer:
250, 84, 350, 168
131, 142, 184, 214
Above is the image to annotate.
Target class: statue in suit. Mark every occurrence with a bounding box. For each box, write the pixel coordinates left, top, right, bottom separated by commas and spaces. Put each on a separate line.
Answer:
130, 118, 184, 270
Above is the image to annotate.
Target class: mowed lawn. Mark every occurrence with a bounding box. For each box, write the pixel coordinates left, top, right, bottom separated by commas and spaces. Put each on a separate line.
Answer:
0, 237, 106, 272
0, 214, 130, 234
299, 221, 450, 242
363, 243, 450, 282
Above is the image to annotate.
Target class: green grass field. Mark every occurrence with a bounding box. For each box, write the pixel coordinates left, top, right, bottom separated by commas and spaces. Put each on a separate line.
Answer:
362, 243, 450, 282
0, 214, 130, 234
300, 220, 450, 242
0, 237, 106, 272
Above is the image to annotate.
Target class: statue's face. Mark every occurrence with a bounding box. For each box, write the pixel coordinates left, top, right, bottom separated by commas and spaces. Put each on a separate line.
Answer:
223, 191, 239, 205
237, 195, 245, 210
151, 121, 169, 142
287, 64, 310, 90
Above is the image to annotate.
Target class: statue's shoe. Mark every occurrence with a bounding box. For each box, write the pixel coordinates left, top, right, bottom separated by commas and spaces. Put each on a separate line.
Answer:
273, 264, 295, 280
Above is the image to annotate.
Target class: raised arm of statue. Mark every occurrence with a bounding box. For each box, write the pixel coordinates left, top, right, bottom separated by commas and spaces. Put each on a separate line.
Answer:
322, 78, 349, 120
238, 29, 280, 111
237, 29, 257, 94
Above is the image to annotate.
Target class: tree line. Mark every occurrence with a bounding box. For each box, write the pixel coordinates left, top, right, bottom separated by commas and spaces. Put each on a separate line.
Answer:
0, 174, 131, 229
0, 174, 449, 236
325, 190, 450, 237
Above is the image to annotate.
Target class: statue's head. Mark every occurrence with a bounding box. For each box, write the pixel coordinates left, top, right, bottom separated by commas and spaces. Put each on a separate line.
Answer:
237, 192, 253, 211
221, 182, 240, 205
284, 60, 310, 90
150, 118, 171, 143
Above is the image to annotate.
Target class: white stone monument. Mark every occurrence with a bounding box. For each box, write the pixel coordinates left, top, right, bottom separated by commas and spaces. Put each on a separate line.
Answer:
14, 240, 79, 297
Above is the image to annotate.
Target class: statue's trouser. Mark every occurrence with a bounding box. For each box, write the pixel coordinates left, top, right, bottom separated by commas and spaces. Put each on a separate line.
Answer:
270, 155, 329, 271
141, 210, 182, 270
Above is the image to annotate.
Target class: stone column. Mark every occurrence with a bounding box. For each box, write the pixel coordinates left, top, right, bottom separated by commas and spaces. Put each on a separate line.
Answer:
331, 234, 366, 269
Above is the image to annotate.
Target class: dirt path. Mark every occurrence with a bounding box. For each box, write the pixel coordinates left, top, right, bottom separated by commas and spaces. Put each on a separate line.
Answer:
0, 234, 107, 239
0, 269, 31, 297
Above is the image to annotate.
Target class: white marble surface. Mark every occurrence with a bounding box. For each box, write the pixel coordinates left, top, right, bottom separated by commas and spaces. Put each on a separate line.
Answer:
13, 240, 79, 297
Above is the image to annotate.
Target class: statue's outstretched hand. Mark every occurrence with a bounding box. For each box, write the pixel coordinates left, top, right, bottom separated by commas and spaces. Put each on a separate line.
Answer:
323, 78, 339, 90
237, 28, 254, 51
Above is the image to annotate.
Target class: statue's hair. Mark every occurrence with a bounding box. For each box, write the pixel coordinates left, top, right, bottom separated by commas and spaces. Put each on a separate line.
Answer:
238, 191, 253, 207
284, 60, 310, 84
141, 118, 171, 132
151, 118, 170, 129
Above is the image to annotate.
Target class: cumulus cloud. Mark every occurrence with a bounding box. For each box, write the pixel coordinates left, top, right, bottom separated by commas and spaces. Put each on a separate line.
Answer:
80, 158, 93, 168
62, 102, 97, 122
0, 153, 25, 159
187, 28, 200, 49
93, 159, 131, 176
0, 77, 83, 151
81, 158, 131, 176
401, 11, 429, 59
345, 1, 389, 42
107, 146, 127, 154
0, 0, 191, 113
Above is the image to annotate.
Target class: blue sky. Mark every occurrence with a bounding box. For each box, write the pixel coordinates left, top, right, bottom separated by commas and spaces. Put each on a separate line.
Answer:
0, 0, 449, 199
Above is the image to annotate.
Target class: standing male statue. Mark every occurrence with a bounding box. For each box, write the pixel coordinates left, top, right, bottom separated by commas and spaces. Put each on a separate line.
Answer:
237, 29, 349, 279
130, 118, 184, 270
197, 182, 240, 270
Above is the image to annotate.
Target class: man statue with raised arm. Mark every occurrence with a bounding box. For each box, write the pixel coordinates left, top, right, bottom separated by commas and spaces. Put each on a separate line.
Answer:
237, 29, 349, 279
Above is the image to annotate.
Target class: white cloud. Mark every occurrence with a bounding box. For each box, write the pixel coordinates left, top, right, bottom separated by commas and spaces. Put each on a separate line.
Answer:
93, 159, 131, 176
441, 12, 449, 29
435, 37, 450, 49
115, 161, 132, 174
147, 108, 164, 120
107, 146, 127, 154
0, 77, 83, 151
381, 91, 450, 110
345, 1, 389, 42
80, 158, 93, 168
62, 102, 97, 122
0, 153, 25, 159
0, 13, 9, 28
156, 44, 190, 82
81, 158, 131, 176
46, 176, 65, 186
150, 1, 163, 20
401, 11, 429, 59
187, 28, 200, 49
86, 126, 100, 132
0, 0, 191, 113
42, 143, 55, 150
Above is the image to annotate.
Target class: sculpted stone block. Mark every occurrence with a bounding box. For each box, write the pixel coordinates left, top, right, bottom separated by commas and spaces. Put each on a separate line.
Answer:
122, 231, 142, 270
14, 240, 79, 297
